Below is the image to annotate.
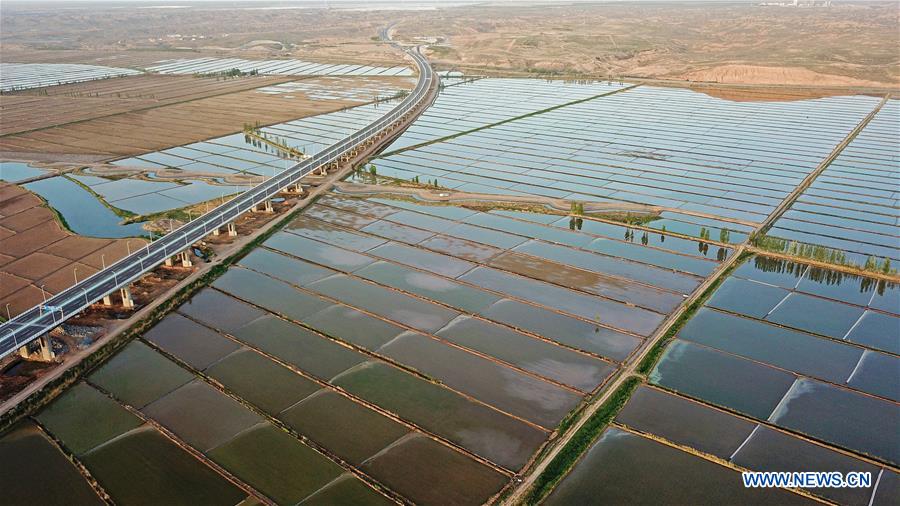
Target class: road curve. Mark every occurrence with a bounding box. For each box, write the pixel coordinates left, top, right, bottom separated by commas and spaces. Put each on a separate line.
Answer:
0, 43, 436, 360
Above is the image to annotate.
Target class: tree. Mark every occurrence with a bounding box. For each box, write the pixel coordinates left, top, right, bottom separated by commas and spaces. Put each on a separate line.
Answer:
865, 256, 877, 270
719, 228, 730, 243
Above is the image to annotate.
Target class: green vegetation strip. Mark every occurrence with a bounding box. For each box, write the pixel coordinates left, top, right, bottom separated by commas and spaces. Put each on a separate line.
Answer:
635, 249, 751, 376
753, 233, 895, 275
524, 376, 641, 505
0, 195, 322, 435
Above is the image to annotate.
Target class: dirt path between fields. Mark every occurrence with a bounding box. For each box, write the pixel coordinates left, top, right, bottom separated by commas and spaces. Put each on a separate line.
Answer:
333, 181, 659, 215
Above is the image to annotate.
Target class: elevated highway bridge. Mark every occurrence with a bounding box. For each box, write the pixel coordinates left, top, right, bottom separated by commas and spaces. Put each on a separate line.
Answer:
0, 43, 437, 360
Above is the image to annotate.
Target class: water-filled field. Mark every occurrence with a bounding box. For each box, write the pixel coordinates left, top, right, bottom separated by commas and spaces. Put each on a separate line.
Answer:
146, 57, 413, 77
3, 78, 897, 505
71, 101, 404, 218
651, 258, 899, 464
9, 185, 724, 503
0, 63, 141, 92
769, 100, 900, 265
0, 161, 47, 183
551, 256, 900, 505
373, 82, 886, 245
10, 97, 410, 240
23, 177, 147, 238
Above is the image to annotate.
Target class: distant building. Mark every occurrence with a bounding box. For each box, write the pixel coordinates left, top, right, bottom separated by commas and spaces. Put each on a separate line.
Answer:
758, 0, 832, 6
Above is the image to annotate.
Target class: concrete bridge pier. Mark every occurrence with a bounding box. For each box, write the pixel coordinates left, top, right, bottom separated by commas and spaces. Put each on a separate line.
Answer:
284, 183, 304, 194
180, 250, 192, 267
227, 222, 238, 237
38, 335, 54, 361
263, 199, 274, 213
120, 287, 135, 309
164, 256, 174, 267
212, 226, 220, 236
18, 345, 29, 359
102, 294, 113, 306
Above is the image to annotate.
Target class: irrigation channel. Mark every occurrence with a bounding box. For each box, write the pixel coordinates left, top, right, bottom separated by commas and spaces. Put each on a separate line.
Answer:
0, 44, 437, 360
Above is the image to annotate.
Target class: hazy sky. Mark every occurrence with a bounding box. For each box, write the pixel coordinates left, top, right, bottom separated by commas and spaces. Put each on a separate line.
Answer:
4, 0, 727, 3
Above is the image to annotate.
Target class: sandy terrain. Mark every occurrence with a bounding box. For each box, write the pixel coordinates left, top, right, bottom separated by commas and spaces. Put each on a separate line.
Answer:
0, 183, 147, 318
395, 2, 899, 87
680, 65, 889, 87
0, 2, 407, 66
2, 2, 895, 88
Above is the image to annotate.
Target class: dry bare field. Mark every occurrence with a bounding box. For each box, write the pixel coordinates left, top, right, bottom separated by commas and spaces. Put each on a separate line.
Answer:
0, 183, 146, 317
0, 74, 295, 136
0, 75, 413, 160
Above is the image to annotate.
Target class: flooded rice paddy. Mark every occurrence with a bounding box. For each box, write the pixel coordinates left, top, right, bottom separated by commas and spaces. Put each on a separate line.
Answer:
0, 63, 140, 92
0, 421, 105, 505
769, 100, 900, 265
24, 176, 147, 238
53, 101, 407, 228
546, 427, 814, 505
110, 100, 398, 186
554, 255, 899, 505
257, 77, 417, 102
5, 78, 898, 505
6, 91, 413, 239
0, 161, 47, 183
8, 186, 725, 504
374, 82, 887, 246
146, 57, 413, 77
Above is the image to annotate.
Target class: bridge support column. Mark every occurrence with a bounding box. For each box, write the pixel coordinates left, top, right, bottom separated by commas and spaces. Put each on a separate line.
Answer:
102, 294, 112, 306
38, 335, 54, 361
263, 199, 274, 213
212, 227, 220, 236
164, 256, 174, 267
227, 222, 237, 237
120, 287, 134, 309
18, 345, 29, 359
180, 251, 192, 268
